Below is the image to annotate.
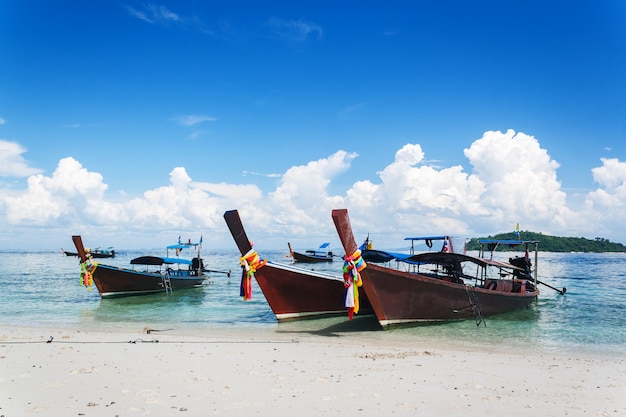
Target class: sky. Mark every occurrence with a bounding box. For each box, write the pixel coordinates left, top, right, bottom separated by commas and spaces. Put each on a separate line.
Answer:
1, 1, 625, 251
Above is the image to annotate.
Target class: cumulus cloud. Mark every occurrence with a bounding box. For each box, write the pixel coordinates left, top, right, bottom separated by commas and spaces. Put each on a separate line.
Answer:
342, 143, 485, 237
463, 129, 574, 232
2, 157, 106, 224
582, 158, 626, 234
341, 130, 583, 242
1, 130, 625, 248
0, 140, 42, 177
265, 150, 356, 235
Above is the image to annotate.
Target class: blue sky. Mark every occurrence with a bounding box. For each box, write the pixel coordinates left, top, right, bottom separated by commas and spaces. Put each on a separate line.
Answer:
1, 1, 625, 251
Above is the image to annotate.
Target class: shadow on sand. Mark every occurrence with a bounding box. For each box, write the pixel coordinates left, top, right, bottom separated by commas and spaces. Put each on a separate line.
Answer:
275, 314, 381, 338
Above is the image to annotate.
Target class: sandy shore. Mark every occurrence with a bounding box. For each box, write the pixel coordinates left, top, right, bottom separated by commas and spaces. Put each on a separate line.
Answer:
1, 323, 624, 417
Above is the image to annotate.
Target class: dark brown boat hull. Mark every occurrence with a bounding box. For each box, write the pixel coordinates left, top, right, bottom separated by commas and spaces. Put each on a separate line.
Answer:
224, 209, 370, 321
363, 263, 538, 326
291, 251, 333, 263
251, 262, 371, 321
64, 250, 115, 258
331, 208, 538, 328
91, 264, 205, 298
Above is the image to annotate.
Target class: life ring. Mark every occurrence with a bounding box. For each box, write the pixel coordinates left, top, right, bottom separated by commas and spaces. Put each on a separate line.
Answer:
486, 280, 497, 290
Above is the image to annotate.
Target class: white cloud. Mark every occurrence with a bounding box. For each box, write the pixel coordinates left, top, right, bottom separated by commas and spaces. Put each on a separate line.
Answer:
340, 130, 583, 242
125, 3, 180, 24
591, 158, 626, 191
0, 140, 42, 177
581, 158, 626, 234
264, 150, 356, 237
124, 3, 213, 35
463, 129, 574, 232
0, 117, 5, 125
342, 143, 486, 238
2, 157, 106, 224
267, 17, 323, 42
173, 115, 218, 126
243, 171, 281, 178
1, 131, 625, 249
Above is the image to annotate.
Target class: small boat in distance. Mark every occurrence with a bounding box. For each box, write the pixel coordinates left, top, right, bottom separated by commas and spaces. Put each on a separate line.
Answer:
224, 210, 371, 321
332, 208, 542, 328
63, 246, 115, 258
72, 236, 207, 298
288, 242, 334, 262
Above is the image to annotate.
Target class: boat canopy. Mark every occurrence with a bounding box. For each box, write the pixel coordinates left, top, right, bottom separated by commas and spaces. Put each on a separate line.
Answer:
362, 249, 523, 270
403, 235, 454, 252
404, 236, 449, 241
361, 249, 412, 263
318, 242, 330, 249
405, 252, 523, 270
130, 256, 193, 266
166, 242, 200, 250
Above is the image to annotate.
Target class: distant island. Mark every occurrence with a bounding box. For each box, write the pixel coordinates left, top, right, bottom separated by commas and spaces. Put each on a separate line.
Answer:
466, 231, 626, 253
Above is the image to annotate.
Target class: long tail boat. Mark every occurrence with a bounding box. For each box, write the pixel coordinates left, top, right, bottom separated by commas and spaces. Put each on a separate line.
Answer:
63, 247, 115, 258
72, 236, 207, 298
288, 242, 334, 263
224, 209, 371, 321
331, 208, 541, 328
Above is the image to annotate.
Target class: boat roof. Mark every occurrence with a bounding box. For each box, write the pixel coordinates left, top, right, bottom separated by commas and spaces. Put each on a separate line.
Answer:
362, 249, 412, 263
130, 256, 193, 266
405, 252, 523, 270
404, 236, 449, 241
318, 242, 330, 249
363, 249, 523, 270
167, 242, 200, 250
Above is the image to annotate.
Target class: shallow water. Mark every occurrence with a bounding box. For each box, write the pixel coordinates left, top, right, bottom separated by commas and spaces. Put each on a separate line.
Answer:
1, 249, 624, 357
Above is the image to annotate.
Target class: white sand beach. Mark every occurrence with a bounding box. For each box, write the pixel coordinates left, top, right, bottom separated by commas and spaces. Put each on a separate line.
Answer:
1, 324, 624, 417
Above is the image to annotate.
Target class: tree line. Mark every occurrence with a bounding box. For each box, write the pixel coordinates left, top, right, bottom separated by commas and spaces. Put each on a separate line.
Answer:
465, 231, 626, 253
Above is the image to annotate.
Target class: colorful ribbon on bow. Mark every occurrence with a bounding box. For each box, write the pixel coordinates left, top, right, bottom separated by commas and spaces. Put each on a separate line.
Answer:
343, 249, 366, 320
239, 247, 267, 300
80, 258, 97, 290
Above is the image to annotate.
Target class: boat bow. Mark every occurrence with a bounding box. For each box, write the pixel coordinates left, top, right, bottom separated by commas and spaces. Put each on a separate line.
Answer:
224, 210, 254, 255
331, 209, 359, 256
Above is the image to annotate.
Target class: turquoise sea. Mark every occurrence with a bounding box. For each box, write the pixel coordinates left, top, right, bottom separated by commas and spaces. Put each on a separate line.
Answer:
1, 249, 625, 357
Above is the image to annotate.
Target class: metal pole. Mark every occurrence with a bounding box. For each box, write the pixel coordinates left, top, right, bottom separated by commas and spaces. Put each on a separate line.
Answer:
534, 242, 538, 289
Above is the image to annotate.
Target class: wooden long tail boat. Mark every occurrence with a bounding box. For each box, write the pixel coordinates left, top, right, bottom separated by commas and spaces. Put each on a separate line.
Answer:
287, 242, 334, 263
331, 209, 540, 328
224, 209, 371, 321
72, 236, 206, 298
63, 247, 115, 258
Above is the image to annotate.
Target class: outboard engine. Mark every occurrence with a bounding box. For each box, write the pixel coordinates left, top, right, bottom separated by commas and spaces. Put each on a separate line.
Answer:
509, 256, 532, 280
192, 257, 204, 275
